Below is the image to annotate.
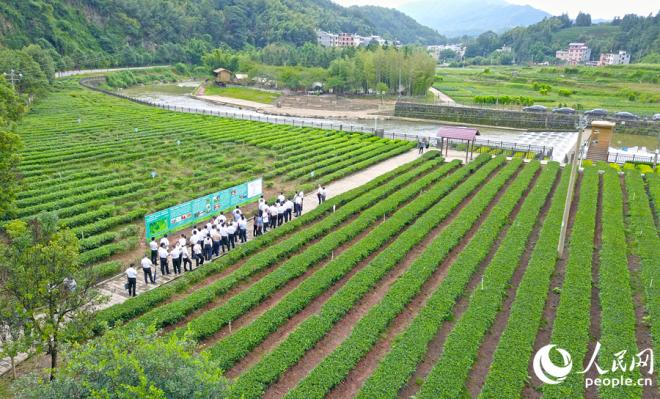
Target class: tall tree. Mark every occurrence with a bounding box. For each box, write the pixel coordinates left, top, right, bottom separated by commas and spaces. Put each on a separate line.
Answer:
575, 12, 592, 27
1, 214, 106, 380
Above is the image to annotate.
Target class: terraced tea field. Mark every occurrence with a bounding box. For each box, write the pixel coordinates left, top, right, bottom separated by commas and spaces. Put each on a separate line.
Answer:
11, 81, 413, 273
94, 151, 658, 398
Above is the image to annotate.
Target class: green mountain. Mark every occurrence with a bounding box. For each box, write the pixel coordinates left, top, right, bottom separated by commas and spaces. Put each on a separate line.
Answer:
463, 13, 660, 63
347, 6, 444, 44
0, 0, 442, 69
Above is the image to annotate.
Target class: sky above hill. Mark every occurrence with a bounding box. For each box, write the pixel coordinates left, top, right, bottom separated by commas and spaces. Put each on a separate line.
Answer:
334, 0, 659, 19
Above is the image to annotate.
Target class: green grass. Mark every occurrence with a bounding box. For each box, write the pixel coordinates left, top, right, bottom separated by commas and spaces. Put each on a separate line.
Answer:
203, 85, 280, 104
434, 64, 660, 115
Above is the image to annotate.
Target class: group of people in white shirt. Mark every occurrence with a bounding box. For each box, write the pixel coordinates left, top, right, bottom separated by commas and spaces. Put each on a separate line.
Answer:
129, 188, 328, 296
253, 191, 305, 235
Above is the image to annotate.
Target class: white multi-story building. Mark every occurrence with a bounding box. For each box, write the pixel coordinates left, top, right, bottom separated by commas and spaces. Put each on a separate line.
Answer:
318, 31, 395, 48
427, 44, 466, 61
556, 42, 591, 65
599, 50, 631, 65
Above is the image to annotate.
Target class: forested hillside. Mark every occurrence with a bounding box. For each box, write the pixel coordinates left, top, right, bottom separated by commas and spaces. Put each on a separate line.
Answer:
0, 0, 443, 70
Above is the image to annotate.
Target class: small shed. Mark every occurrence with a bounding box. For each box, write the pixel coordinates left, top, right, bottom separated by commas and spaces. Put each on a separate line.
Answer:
436, 127, 480, 163
213, 68, 233, 84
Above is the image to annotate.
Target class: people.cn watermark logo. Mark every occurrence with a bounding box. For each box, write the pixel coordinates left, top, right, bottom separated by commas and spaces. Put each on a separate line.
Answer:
533, 342, 654, 389
533, 344, 573, 384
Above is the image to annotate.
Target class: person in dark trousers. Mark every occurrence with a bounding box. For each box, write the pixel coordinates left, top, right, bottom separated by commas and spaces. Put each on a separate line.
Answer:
171, 245, 181, 275
149, 237, 159, 266
158, 244, 169, 275
126, 264, 137, 297
219, 223, 229, 253
203, 235, 213, 261
181, 244, 193, 271
255, 212, 263, 237
140, 255, 155, 284
211, 227, 221, 257
193, 242, 203, 266
227, 221, 237, 249
317, 185, 323, 204
269, 204, 278, 229
238, 215, 248, 243
417, 139, 424, 154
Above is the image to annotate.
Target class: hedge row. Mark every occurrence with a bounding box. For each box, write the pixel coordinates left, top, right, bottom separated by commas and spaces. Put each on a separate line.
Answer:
624, 170, 660, 379
597, 169, 641, 399
214, 156, 496, 380
479, 166, 571, 398
285, 158, 525, 399
416, 162, 558, 399
543, 167, 599, 399
358, 161, 557, 399
229, 156, 506, 399
94, 152, 441, 331
174, 157, 463, 342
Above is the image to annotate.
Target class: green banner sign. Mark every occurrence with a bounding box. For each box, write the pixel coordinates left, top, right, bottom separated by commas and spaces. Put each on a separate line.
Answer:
145, 178, 263, 239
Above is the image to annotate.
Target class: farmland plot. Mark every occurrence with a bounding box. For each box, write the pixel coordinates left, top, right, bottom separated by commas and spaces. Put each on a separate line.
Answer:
90, 155, 658, 399
10, 81, 413, 270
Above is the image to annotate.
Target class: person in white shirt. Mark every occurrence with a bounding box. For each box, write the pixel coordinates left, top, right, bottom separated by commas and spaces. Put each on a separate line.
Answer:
171, 245, 181, 275
158, 244, 170, 275
215, 214, 227, 226
277, 192, 285, 203
126, 264, 138, 297
238, 215, 248, 243
285, 199, 294, 222
298, 191, 305, 214
181, 244, 192, 271
140, 256, 155, 284
160, 234, 170, 249
218, 223, 229, 253
262, 211, 269, 233
294, 194, 302, 217
277, 202, 285, 226
203, 235, 213, 261
269, 205, 278, 229
178, 234, 187, 248
199, 226, 208, 239
206, 222, 212, 231
317, 185, 323, 204
232, 206, 242, 221
320, 186, 327, 203
259, 197, 267, 213
210, 227, 222, 257
193, 242, 203, 266
149, 237, 159, 266
190, 232, 199, 247
227, 221, 237, 249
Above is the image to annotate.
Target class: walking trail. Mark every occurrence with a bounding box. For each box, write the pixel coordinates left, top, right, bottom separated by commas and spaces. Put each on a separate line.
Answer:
0, 147, 470, 376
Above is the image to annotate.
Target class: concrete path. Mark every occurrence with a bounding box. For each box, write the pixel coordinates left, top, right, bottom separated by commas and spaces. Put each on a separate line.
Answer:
0, 147, 471, 376
429, 87, 456, 105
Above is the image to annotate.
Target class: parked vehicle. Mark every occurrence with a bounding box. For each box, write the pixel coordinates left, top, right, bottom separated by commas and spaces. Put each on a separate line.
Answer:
614, 111, 639, 120
522, 105, 547, 113
585, 108, 608, 116
652, 113, 660, 121
552, 107, 576, 114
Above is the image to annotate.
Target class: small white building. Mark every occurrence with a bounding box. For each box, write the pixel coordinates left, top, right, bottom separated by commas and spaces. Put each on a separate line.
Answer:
427, 44, 466, 61
599, 51, 631, 65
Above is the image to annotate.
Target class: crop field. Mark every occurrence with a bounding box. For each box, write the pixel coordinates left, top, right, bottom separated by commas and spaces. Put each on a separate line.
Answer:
10, 81, 413, 276
93, 151, 658, 398
434, 64, 660, 115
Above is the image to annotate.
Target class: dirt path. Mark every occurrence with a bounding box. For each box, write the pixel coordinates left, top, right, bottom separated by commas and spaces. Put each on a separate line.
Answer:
428, 87, 456, 105
465, 167, 561, 397
524, 172, 583, 397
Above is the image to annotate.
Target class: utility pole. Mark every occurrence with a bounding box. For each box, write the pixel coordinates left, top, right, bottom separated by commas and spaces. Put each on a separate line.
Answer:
557, 116, 587, 258
3, 69, 23, 91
